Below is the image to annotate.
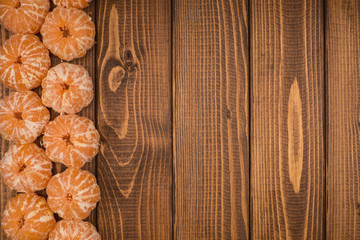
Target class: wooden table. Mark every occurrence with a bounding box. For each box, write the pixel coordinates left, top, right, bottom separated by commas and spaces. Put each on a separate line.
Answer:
0, 0, 358, 239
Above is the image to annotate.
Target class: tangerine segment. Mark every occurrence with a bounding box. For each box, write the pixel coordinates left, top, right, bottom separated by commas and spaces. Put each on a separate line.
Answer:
0, 91, 50, 144
43, 114, 99, 168
46, 168, 100, 220
53, 0, 92, 9
1, 193, 56, 240
0, 143, 52, 192
41, 7, 95, 61
42, 63, 94, 114
0, 0, 50, 34
0, 34, 51, 91
49, 219, 101, 240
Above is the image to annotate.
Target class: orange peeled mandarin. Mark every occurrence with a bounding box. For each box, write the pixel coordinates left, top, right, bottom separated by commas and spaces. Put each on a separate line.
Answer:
49, 219, 101, 240
1, 193, 56, 240
41, 7, 95, 61
0, 0, 50, 34
46, 168, 100, 220
0, 34, 51, 91
0, 91, 50, 144
0, 143, 52, 192
42, 63, 94, 114
43, 114, 99, 168
53, 0, 92, 9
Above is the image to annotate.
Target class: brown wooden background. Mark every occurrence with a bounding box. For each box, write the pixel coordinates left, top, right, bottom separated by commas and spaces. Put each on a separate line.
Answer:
0, 0, 359, 239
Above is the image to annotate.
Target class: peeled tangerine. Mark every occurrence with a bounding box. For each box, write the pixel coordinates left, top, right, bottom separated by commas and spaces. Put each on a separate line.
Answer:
0, 0, 50, 34
0, 34, 51, 92
42, 63, 94, 114
49, 219, 101, 240
0, 143, 52, 192
0, 91, 50, 144
1, 193, 56, 240
53, 0, 92, 9
43, 114, 99, 168
46, 168, 100, 220
41, 7, 95, 61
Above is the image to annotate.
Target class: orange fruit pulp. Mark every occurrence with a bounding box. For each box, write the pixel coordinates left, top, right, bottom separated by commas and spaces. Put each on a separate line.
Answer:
1, 193, 56, 240
0, 91, 50, 144
46, 168, 100, 220
53, 0, 92, 9
0, 143, 52, 192
41, 6, 95, 61
42, 63, 94, 114
0, 34, 51, 92
49, 219, 101, 240
0, 0, 50, 34
43, 114, 99, 168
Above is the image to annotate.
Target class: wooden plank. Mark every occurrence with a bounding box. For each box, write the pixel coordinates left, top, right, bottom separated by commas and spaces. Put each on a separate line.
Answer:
173, 0, 249, 239
96, 0, 172, 239
326, 0, 360, 238
0, 27, 14, 240
250, 0, 324, 239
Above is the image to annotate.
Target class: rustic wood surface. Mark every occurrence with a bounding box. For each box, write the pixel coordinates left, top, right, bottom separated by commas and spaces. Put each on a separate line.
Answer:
96, 0, 172, 239
173, 0, 249, 239
1, 0, 360, 239
250, 0, 325, 239
326, 0, 360, 239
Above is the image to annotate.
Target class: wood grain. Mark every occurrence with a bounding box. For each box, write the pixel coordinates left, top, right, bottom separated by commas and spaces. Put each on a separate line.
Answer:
326, 0, 360, 238
2, 0, 360, 238
250, 0, 324, 239
173, 0, 249, 239
96, 0, 172, 239
287, 79, 304, 194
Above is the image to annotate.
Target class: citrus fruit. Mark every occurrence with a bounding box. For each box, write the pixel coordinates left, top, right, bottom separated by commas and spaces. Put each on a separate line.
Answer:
0, 0, 50, 34
43, 114, 99, 168
49, 219, 101, 240
0, 91, 50, 144
1, 193, 56, 240
0, 34, 51, 92
46, 168, 100, 220
53, 0, 92, 9
40, 6, 95, 61
0, 143, 52, 192
42, 63, 94, 114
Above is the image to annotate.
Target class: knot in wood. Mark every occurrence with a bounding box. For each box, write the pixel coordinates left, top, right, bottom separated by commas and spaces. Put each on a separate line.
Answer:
124, 50, 134, 67
356, 203, 360, 216
226, 109, 232, 119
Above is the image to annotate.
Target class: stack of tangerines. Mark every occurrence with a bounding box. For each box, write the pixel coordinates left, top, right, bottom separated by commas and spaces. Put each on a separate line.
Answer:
0, 1, 101, 239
